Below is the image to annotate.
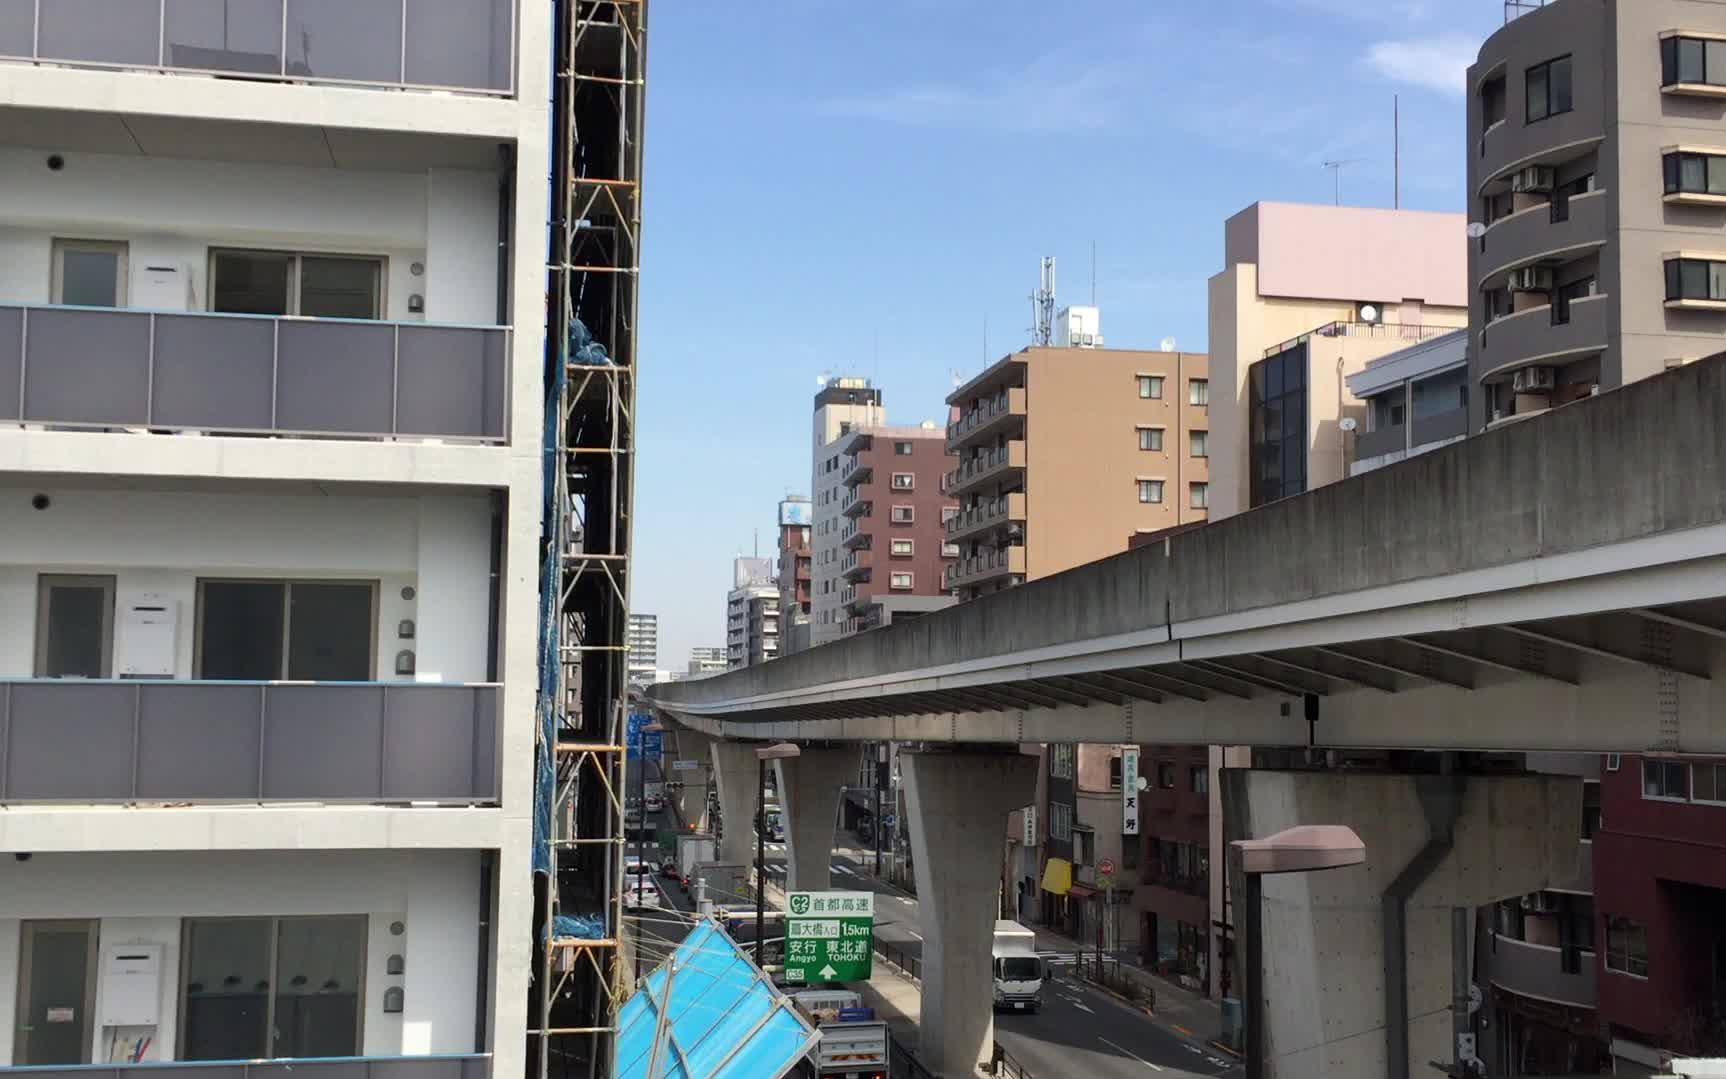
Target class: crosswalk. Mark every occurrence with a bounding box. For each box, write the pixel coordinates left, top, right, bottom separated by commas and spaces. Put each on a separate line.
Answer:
759, 860, 861, 880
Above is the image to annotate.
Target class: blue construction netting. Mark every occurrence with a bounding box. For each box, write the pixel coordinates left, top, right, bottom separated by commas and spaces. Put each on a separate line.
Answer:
550, 914, 607, 941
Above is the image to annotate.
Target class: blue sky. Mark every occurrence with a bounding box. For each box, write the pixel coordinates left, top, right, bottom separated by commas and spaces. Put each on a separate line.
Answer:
633, 0, 1500, 665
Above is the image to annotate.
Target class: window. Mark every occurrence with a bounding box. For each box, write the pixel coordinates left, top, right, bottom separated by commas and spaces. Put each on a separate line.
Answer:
1553, 277, 1595, 326
890, 539, 914, 557
1550, 173, 1594, 222
1137, 426, 1164, 452
891, 473, 915, 490
1190, 765, 1208, 794
889, 572, 914, 590
1665, 258, 1726, 303
1412, 368, 1468, 419
1157, 761, 1176, 788
1190, 482, 1209, 510
890, 505, 914, 523
1249, 344, 1308, 506
181, 916, 365, 1059
1049, 801, 1073, 842
1481, 74, 1507, 132
894, 441, 914, 455
1108, 755, 1123, 790
1050, 744, 1075, 780
1188, 379, 1209, 406
197, 580, 376, 680
1582, 780, 1601, 839
1137, 375, 1164, 399
34, 574, 116, 678
1691, 762, 1726, 804
1484, 286, 1513, 322
1663, 35, 1726, 88
1606, 753, 1622, 772
1643, 758, 1688, 800
52, 240, 128, 307
941, 541, 960, 558
1525, 56, 1573, 123
1665, 152, 1726, 198
1189, 430, 1209, 458
941, 506, 960, 523
210, 250, 382, 319
1076, 829, 1095, 867
1138, 480, 1164, 504
1604, 916, 1649, 978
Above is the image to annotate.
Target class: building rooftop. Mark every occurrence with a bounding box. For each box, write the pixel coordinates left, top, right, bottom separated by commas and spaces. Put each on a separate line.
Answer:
1345, 329, 1469, 398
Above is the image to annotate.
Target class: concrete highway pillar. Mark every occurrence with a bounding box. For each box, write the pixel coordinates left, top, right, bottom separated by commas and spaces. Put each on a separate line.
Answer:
904, 751, 1038, 1078
710, 740, 757, 867
1222, 769, 1583, 1078
774, 745, 861, 892
665, 726, 716, 829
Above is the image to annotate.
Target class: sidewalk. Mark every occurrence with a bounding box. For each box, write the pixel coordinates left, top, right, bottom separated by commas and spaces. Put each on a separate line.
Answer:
1025, 923, 1228, 1047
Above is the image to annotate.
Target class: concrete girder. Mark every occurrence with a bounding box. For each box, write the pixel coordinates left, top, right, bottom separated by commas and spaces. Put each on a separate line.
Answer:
1066, 671, 1167, 705
1013, 678, 1094, 708
1108, 666, 1211, 701
1393, 631, 1580, 686
1193, 657, 1326, 698
1635, 605, 1726, 641
1314, 643, 1475, 692
1503, 615, 1714, 681
1257, 650, 1400, 694
1160, 661, 1265, 699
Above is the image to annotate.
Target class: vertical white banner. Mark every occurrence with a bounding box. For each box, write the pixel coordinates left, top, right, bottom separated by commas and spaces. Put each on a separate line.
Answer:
1121, 748, 1140, 836
1023, 804, 1037, 846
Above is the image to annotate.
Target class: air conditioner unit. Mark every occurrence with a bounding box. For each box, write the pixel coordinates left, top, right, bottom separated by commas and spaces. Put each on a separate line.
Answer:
1513, 365, 1557, 394
1510, 165, 1556, 193
1508, 265, 1554, 292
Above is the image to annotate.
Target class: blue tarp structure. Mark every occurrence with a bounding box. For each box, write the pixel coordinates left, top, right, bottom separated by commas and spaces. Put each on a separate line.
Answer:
616, 921, 818, 1079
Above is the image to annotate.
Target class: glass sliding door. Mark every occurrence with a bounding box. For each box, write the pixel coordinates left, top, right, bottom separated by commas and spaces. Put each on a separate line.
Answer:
180, 915, 366, 1059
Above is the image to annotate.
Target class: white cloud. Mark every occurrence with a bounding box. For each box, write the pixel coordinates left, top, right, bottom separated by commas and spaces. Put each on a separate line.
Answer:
812, 61, 1138, 135
1365, 35, 1478, 95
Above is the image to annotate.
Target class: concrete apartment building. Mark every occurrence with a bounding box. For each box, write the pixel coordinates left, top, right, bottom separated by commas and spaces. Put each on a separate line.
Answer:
810, 378, 885, 646
627, 612, 659, 684
776, 496, 813, 655
0, 0, 548, 1070
726, 556, 778, 669
1467, 0, 1726, 427
1345, 330, 1471, 474
688, 647, 728, 678
944, 341, 1211, 602
837, 423, 957, 634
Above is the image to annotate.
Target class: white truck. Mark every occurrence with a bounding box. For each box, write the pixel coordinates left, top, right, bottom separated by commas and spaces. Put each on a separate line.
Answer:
992, 920, 1045, 1013
644, 780, 666, 814
789, 989, 888, 1079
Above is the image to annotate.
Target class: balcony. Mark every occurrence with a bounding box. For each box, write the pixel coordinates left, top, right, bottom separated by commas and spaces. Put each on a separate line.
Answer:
0, 0, 514, 94
0, 304, 510, 442
943, 439, 1026, 497
841, 521, 872, 550
841, 457, 873, 488
841, 491, 873, 518
0, 680, 499, 804
943, 545, 1025, 589
1483, 933, 1597, 1009
1478, 190, 1606, 286
1356, 422, 1406, 461
945, 491, 1027, 543
946, 386, 1027, 451
841, 548, 874, 583
1478, 292, 1608, 380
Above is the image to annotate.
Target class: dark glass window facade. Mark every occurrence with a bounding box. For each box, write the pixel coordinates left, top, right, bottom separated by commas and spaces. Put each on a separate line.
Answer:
1526, 56, 1572, 123
1662, 36, 1726, 88
1248, 343, 1308, 507
1664, 151, 1726, 196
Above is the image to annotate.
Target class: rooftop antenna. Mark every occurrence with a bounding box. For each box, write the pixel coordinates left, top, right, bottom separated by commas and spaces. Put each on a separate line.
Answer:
1393, 94, 1400, 209
1030, 257, 1055, 346
1321, 159, 1364, 206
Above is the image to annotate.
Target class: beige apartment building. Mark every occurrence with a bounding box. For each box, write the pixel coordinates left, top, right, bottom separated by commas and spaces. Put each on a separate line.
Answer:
1467, 0, 1726, 428
943, 346, 1210, 601
1207, 202, 1470, 520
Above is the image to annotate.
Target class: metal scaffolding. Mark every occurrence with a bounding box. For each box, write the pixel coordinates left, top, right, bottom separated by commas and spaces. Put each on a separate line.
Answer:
531, 1, 647, 1076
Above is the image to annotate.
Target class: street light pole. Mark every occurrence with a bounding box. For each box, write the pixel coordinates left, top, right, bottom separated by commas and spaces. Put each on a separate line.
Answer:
873, 743, 886, 877
755, 753, 767, 967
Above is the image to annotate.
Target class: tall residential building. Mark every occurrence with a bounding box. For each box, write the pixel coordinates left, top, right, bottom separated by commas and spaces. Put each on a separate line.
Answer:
944, 346, 1210, 602
627, 613, 659, 684
810, 378, 885, 646
0, 2, 548, 1070
688, 647, 728, 677
776, 496, 813, 655
1467, 0, 1726, 428
726, 556, 778, 669
837, 423, 957, 634
1207, 201, 1469, 519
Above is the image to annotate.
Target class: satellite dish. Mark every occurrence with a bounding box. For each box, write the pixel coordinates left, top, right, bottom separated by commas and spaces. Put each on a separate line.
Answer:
950, 369, 964, 388
1159, 337, 1177, 353
1358, 304, 1380, 323
1136, 776, 1150, 792
1466, 222, 1487, 238
816, 371, 830, 387
1339, 417, 1359, 433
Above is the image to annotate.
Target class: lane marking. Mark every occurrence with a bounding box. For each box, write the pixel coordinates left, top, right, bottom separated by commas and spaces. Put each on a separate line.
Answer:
1098, 1036, 1164, 1072
1172, 1024, 1192, 1037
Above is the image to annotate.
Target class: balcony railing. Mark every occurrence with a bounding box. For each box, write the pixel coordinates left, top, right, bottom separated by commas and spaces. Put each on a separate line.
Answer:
946, 386, 1026, 448
945, 491, 1027, 541
1484, 934, 1597, 1008
943, 440, 1026, 494
0, 304, 509, 442
841, 457, 873, 487
0, 1054, 492, 1079
0, 680, 499, 804
1263, 322, 1453, 359
0, 0, 514, 94
943, 545, 1025, 588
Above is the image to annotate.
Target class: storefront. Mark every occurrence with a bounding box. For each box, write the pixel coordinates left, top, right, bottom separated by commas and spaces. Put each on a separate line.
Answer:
1145, 913, 1209, 994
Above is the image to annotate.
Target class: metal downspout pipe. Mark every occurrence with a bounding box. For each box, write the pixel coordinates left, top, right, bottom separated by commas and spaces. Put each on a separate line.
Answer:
1383, 772, 1465, 1079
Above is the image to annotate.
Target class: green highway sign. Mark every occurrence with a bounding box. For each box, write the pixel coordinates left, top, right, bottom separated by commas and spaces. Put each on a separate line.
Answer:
783, 890, 874, 984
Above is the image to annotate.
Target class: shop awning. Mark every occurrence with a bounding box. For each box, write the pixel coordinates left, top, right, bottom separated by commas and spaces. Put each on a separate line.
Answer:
1041, 857, 1073, 895
616, 920, 819, 1079
1066, 884, 1097, 898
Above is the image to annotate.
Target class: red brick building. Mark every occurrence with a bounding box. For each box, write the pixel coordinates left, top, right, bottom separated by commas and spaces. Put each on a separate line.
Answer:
836, 424, 956, 634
